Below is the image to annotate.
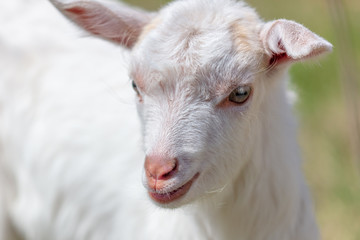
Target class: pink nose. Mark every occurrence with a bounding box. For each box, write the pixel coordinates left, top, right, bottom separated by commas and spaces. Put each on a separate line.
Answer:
144, 155, 178, 190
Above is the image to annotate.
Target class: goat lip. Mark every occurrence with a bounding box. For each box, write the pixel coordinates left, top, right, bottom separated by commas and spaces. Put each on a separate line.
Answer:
149, 173, 199, 204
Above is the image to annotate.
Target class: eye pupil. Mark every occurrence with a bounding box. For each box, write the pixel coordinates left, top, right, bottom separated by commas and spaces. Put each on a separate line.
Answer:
132, 81, 137, 90
132, 80, 140, 95
235, 88, 248, 96
229, 86, 251, 104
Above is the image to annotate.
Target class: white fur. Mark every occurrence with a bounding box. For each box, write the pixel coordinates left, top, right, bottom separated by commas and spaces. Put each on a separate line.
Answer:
0, 0, 331, 239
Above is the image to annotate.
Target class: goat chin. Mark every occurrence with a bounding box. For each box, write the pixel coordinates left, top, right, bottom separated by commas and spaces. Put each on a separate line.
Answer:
0, 0, 331, 239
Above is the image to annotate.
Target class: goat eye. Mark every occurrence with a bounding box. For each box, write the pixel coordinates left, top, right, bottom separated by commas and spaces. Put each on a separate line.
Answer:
132, 80, 140, 95
228, 86, 251, 104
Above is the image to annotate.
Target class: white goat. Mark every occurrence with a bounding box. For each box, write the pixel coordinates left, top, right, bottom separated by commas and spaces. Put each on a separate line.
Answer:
0, 0, 332, 239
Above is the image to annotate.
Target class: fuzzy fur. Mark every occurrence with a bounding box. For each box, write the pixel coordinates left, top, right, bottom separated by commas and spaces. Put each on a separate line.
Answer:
0, 0, 331, 239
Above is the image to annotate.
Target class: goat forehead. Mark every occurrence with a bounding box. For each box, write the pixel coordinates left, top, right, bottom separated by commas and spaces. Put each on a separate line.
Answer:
131, 0, 264, 94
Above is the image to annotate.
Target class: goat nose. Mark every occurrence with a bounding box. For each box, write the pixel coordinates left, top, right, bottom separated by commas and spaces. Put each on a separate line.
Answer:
144, 155, 178, 181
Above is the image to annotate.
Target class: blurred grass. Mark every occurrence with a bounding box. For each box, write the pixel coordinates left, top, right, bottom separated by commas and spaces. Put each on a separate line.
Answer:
123, 0, 360, 239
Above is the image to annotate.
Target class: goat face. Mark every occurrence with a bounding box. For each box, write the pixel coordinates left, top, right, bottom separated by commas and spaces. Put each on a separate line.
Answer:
129, 2, 266, 207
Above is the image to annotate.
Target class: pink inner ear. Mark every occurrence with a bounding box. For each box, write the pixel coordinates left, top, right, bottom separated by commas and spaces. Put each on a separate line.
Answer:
64, 5, 139, 47
65, 6, 86, 15
268, 39, 291, 66
269, 52, 290, 66
58, 2, 151, 49
64, 6, 111, 38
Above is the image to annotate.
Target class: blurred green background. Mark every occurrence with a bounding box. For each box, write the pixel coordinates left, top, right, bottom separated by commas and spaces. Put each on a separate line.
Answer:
122, 0, 360, 239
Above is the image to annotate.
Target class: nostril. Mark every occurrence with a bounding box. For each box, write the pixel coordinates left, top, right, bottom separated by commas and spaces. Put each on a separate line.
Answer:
160, 159, 178, 180
145, 156, 178, 181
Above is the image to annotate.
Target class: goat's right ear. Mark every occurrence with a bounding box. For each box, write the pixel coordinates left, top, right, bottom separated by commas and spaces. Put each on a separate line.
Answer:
50, 0, 152, 49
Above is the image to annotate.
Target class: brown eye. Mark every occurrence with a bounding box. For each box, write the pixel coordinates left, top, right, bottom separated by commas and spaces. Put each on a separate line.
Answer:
228, 85, 251, 104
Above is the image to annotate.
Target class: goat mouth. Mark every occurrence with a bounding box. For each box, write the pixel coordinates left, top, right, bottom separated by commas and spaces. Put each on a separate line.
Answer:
149, 173, 199, 204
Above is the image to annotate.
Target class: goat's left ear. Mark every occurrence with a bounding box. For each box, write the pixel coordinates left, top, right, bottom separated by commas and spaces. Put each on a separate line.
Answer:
50, 0, 152, 49
260, 19, 332, 66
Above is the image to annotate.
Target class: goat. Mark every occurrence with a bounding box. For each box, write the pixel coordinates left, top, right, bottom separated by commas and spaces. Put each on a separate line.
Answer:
0, 0, 332, 239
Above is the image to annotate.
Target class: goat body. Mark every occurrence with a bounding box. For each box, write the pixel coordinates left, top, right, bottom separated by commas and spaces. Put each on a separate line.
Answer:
0, 0, 332, 239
